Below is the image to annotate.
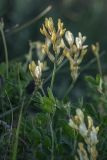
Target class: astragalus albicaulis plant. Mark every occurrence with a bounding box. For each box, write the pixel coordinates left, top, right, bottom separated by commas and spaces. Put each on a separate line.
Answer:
1, 17, 107, 160
27, 17, 99, 160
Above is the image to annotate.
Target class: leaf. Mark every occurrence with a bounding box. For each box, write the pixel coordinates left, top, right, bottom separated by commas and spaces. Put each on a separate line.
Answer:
43, 135, 51, 149
47, 87, 55, 101
85, 76, 97, 86
35, 113, 49, 127
41, 96, 56, 113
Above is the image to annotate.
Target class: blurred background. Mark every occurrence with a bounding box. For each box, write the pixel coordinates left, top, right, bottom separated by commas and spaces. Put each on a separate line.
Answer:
0, 0, 107, 99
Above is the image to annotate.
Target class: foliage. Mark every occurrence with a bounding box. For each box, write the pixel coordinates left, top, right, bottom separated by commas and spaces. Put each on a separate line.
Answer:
0, 17, 107, 160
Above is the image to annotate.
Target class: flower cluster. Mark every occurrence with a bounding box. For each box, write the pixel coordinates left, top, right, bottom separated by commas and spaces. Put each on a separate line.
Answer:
40, 18, 66, 64
29, 60, 43, 88
40, 17, 88, 80
64, 31, 88, 80
69, 108, 99, 160
40, 17, 66, 51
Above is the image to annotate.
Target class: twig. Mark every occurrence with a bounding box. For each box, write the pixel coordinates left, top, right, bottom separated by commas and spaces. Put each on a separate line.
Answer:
7, 5, 52, 35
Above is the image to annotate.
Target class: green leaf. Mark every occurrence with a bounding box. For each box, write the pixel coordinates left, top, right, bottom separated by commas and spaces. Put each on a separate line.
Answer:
41, 96, 56, 113
47, 87, 55, 101
35, 113, 49, 127
43, 135, 51, 149
85, 75, 97, 86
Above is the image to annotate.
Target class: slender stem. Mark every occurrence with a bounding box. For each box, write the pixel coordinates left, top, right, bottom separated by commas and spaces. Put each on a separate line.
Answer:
12, 98, 25, 160
0, 23, 9, 78
17, 63, 23, 99
49, 115, 54, 160
81, 51, 105, 73
40, 85, 46, 96
96, 55, 103, 78
0, 106, 19, 119
50, 62, 56, 90
44, 59, 67, 85
64, 79, 76, 98
5, 90, 13, 130
26, 89, 36, 108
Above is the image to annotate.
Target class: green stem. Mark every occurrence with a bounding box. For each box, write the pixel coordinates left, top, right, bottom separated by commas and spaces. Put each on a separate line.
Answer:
49, 115, 54, 160
40, 86, 46, 96
50, 62, 56, 90
26, 89, 36, 108
0, 106, 19, 119
44, 59, 67, 85
64, 79, 76, 98
0, 24, 9, 78
96, 55, 103, 78
12, 99, 25, 160
5, 90, 13, 130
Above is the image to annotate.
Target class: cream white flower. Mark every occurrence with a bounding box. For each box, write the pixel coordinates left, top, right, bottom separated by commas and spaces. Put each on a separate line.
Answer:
75, 32, 88, 50
34, 60, 42, 79
65, 31, 74, 46
76, 108, 84, 122
79, 122, 88, 137
29, 60, 43, 80
69, 108, 99, 160
69, 118, 78, 130
87, 116, 93, 129
90, 127, 99, 145
45, 38, 51, 48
